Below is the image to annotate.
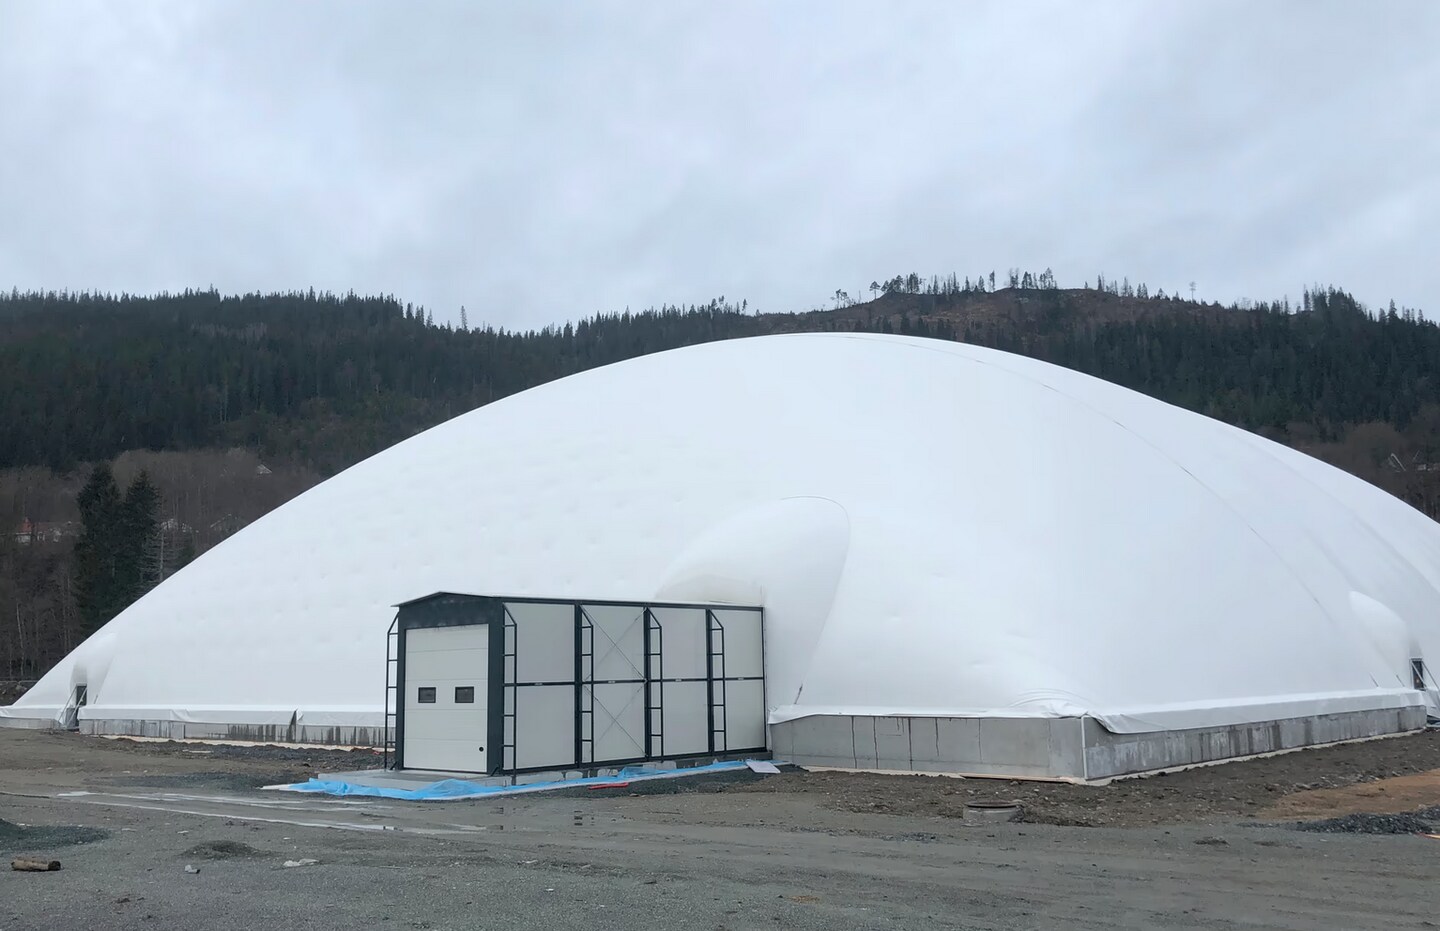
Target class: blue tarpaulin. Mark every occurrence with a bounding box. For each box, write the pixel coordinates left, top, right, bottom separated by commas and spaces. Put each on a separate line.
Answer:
274, 759, 758, 801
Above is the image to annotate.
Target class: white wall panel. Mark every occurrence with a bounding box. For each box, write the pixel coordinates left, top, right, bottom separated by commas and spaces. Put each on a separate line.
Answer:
506, 601, 574, 682
651, 607, 707, 680
513, 684, 574, 770
713, 609, 764, 680
723, 679, 767, 750
656, 680, 709, 756
583, 605, 646, 683
588, 681, 645, 761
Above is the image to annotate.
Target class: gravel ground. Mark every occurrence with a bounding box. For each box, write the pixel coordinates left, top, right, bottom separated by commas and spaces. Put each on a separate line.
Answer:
3, 728, 1440, 929
1294, 806, 1440, 835
0, 817, 108, 852
0, 729, 384, 792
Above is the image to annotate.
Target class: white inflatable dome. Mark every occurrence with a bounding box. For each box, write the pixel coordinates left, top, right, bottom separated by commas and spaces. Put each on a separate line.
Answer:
5, 333, 1438, 738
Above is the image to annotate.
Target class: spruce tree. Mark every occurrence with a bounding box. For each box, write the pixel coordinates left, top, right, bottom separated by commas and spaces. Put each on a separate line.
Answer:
73, 465, 125, 634
122, 470, 162, 598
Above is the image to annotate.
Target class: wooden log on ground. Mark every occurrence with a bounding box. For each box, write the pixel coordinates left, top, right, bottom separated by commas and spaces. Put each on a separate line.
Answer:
11, 857, 62, 871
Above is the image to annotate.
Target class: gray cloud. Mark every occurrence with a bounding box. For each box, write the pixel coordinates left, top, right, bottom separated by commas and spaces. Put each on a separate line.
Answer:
1, 0, 1435, 327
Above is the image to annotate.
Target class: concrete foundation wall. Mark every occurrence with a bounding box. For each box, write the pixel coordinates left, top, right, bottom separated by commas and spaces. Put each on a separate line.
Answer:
79, 718, 389, 748
1081, 705, 1426, 780
0, 714, 54, 730
770, 715, 1088, 779
772, 705, 1428, 782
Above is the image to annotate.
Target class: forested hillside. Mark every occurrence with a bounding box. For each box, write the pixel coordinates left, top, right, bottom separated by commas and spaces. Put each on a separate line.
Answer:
3, 274, 1438, 684
0, 289, 759, 474
4, 279, 1437, 475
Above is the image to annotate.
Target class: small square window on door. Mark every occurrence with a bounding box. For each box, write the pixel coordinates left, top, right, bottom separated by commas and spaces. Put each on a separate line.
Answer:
455, 686, 475, 703
417, 687, 436, 703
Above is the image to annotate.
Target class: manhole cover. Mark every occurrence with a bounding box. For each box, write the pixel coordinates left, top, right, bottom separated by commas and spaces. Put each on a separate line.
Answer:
963, 800, 1024, 824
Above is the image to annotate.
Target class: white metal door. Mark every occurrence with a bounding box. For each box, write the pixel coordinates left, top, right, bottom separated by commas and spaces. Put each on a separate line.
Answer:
403, 624, 489, 772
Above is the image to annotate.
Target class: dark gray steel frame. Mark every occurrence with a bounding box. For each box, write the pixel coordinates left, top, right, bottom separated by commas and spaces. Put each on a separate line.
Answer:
386, 592, 765, 775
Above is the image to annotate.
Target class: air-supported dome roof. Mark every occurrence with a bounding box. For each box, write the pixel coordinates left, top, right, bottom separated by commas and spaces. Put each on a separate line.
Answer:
7, 333, 1437, 733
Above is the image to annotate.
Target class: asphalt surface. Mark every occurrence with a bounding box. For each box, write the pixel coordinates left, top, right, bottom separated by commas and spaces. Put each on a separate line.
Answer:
2, 730, 1439, 930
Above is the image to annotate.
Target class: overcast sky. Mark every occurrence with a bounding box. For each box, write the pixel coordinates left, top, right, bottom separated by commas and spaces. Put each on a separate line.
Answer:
1, 1, 1436, 328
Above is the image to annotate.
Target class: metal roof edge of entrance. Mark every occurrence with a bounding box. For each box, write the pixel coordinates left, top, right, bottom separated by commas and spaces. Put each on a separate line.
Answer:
392, 591, 763, 611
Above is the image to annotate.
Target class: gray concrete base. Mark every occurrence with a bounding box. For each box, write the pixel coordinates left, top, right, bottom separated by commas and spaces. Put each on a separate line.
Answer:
771, 715, 1085, 779
321, 756, 731, 789
79, 717, 390, 748
771, 705, 1429, 782
0, 715, 56, 731
1082, 706, 1426, 780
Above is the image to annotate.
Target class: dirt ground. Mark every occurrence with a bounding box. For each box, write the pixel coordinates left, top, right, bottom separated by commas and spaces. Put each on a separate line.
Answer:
733, 729, 1440, 827
3, 728, 1440, 930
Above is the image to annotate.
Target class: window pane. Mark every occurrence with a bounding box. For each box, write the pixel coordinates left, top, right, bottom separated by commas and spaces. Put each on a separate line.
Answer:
417, 687, 436, 703
455, 686, 475, 703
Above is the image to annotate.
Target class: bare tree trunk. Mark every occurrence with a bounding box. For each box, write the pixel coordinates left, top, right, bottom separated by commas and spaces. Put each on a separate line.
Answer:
15, 604, 25, 678
56, 567, 76, 655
